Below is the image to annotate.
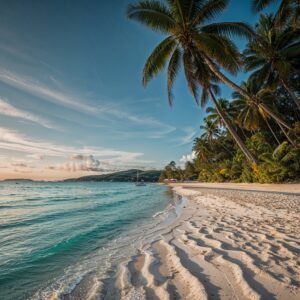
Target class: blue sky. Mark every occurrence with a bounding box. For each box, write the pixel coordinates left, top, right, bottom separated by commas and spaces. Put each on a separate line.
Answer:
0, 0, 276, 180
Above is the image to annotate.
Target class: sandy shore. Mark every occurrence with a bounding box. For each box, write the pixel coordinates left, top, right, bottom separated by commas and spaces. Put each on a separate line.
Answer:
168, 182, 300, 194
110, 184, 300, 300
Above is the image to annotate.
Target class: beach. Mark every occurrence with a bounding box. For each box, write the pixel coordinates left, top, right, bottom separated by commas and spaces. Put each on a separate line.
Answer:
0, 182, 176, 300
1, 181, 300, 299
113, 183, 300, 300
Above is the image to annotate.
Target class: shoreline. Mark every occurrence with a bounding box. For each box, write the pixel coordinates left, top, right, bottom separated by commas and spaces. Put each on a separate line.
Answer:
50, 185, 184, 300
168, 182, 300, 195
110, 184, 300, 299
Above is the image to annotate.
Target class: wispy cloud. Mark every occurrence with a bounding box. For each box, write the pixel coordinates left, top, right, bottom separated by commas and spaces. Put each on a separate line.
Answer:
48, 154, 117, 173
0, 127, 151, 170
0, 68, 95, 113
0, 98, 59, 130
175, 127, 197, 146
0, 69, 175, 137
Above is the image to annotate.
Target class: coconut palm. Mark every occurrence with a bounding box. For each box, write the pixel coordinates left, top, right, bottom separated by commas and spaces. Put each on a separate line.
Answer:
193, 137, 211, 162
200, 118, 220, 144
232, 78, 287, 144
206, 98, 232, 128
127, 0, 255, 96
244, 14, 300, 111
252, 0, 300, 30
127, 0, 258, 163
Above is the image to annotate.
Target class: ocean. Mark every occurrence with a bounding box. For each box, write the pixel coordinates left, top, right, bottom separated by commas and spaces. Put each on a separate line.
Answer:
0, 181, 181, 299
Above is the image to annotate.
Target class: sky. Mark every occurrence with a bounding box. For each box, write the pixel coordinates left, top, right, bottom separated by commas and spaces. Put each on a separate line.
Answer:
0, 0, 276, 180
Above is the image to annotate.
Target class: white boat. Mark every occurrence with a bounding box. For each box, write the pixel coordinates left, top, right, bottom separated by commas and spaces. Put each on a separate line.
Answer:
135, 170, 146, 186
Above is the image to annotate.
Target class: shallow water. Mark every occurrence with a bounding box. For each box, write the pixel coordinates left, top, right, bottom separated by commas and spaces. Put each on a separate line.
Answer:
0, 181, 176, 299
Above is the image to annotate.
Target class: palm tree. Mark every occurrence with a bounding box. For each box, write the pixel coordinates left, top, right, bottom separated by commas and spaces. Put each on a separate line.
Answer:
244, 14, 300, 111
232, 78, 287, 145
206, 98, 232, 128
252, 0, 300, 30
200, 118, 220, 144
193, 137, 211, 162
127, 0, 258, 163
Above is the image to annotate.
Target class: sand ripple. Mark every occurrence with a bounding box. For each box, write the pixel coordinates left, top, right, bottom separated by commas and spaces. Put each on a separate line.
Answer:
103, 187, 300, 300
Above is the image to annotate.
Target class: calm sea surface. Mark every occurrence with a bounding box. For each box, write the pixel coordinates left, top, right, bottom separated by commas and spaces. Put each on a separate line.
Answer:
0, 181, 177, 299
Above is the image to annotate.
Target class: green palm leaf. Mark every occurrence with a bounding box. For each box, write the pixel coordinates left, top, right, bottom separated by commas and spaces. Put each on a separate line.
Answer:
194, 33, 240, 74
192, 0, 229, 25
251, 0, 274, 12
167, 47, 182, 105
127, 0, 175, 33
143, 36, 176, 86
202, 22, 255, 39
183, 51, 199, 104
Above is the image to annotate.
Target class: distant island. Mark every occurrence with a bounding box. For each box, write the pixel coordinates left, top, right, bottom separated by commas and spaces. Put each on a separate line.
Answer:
1, 170, 161, 183
2, 179, 34, 182
64, 169, 161, 182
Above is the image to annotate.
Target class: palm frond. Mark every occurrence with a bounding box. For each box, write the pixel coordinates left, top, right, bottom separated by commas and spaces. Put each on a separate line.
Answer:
143, 36, 176, 86
183, 51, 199, 104
202, 22, 255, 39
281, 43, 300, 58
211, 83, 220, 96
127, 0, 175, 33
200, 89, 209, 108
167, 47, 182, 106
166, 0, 185, 23
243, 55, 266, 72
186, 0, 204, 20
192, 0, 229, 25
194, 33, 241, 74
273, 0, 293, 28
251, 0, 274, 12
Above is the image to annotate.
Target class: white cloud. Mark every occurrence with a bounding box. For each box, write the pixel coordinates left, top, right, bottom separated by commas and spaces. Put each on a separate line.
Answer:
0, 98, 59, 129
179, 151, 197, 165
0, 127, 151, 171
47, 154, 150, 173
56, 155, 111, 172
26, 153, 44, 160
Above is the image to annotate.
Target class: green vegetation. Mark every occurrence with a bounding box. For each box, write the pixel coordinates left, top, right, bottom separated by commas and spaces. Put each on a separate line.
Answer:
128, 0, 300, 183
64, 169, 161, 182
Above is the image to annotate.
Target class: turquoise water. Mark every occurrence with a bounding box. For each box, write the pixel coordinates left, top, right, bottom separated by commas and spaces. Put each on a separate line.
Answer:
0, 182, 174, 299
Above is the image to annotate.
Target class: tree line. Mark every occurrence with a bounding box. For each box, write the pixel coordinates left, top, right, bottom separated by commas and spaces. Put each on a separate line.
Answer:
127, 0, 300, 183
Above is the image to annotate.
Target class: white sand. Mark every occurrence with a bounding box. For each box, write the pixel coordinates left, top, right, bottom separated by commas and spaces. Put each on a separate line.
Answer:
168, 182, 300, 194
112, 184, 300, 300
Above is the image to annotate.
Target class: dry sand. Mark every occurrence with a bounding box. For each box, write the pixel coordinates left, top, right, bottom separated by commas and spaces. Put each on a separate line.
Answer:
111, 184, 300, 300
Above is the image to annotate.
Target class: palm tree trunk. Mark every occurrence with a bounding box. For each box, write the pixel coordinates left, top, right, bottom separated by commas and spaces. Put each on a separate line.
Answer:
277, 122, 296, 147
203, 56, 251, 99
241, 128, 248, 140
259, 103, 291, 129
281, 79, 300, 111
208, 89, 258, 164
264, 118, 281, 145
220, 143, 233, 156
203, 55, 293, 129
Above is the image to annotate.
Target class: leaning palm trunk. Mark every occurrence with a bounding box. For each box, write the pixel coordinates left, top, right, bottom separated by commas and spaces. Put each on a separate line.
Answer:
277, 122, 296, 147
208, 89, 258, 164
264, 117, 281, 145
281, 79, 300, 111
259, 103, 291, 129
204, 55, 292, 129
204, 56, 251, 100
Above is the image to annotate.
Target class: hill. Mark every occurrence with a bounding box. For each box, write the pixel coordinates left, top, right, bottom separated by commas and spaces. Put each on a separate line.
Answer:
2, 179, 34, 182
64, 169, 161, 182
